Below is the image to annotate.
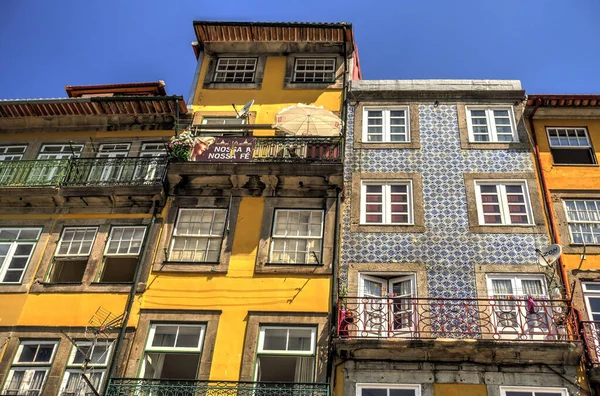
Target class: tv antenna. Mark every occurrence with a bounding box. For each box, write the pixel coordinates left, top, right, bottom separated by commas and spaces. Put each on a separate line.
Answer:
232, 99, 254, 120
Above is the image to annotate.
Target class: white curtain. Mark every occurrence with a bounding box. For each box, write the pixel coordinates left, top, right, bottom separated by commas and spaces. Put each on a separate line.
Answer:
293, 357, 314, 383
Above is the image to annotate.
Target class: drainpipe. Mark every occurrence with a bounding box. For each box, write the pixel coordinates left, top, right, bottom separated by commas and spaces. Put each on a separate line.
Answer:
106, 201, 160, 381
527, 99, 571, 299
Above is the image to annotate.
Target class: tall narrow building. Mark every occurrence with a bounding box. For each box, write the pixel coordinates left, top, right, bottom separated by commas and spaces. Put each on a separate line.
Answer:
334, 80, 583, 396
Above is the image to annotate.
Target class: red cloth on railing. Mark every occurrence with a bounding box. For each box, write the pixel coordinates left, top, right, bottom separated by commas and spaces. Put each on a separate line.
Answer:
527, 296, 536, 314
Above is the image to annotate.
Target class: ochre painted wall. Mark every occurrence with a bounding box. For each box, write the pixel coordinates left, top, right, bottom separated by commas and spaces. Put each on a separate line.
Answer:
139, 197, 331, 380
433, 384, 487, 396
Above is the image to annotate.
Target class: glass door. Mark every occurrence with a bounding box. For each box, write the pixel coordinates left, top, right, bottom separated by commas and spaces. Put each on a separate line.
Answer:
90, 144, 130, 184
31, 144, 83, 184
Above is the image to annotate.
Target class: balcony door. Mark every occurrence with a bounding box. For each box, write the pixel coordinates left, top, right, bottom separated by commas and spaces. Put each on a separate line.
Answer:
0, 145, 27, 185
135, 143, 167, 183
30, 144, 83, 184
358, 274, 415, 337
583, 282, 600, 360
90, 143, 130, 183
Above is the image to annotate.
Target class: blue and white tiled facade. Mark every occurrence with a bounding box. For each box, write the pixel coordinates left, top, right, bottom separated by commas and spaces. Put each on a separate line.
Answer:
341, 103, 550, 298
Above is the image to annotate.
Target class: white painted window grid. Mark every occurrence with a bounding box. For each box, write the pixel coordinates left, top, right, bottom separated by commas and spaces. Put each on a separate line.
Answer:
360, 181, 413, 225
499, 386, 568, 396
2, 341, 59, 396
486, 274, 547, 299
356, 383, 421, 396
0, 145, 27, 160
140, 142, 167, 157
214, 58, 257, 83
293, 58, 336, 83
362, 107, 410, 143
466, 106, 518, 143
547, 127, 591, 148
474, 181, 533, 225
564, 199, 600, 244
145, 323, 206, 352
59, 340, 113, 395
169, 208, 227, 262
257, 326, 316, 355
104, 226, 146, 256
37, 144, 83, 159
201, 117, 246, 125
583, 282, 600, 323
96, 143, 131, 158
56, 227, 98, 257
0, 227, 42, 284
269, 209, 324, 265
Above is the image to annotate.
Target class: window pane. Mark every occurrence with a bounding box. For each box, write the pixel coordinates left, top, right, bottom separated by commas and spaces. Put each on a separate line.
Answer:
390, 390, 417, 396
152, 325, 178, 347
288, 328, 312, 351
176, 326, 202, 348
362, 389, 388, 396
263, 328, 287, 351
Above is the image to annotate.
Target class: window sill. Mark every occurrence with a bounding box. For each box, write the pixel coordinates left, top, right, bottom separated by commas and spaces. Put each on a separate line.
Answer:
152, 261, 228, 274
351, 224, 426, 233
284, 82, 342, 90
29, 282, 141, 294
469, 224, 545, 234
203, 81, 262, 90
460, 141, 530, 150
0, 283, 28, 293
562, 244, 600, 255
354, 141, 421, 150
255, 263, 332, 275
551, 163, 600, 167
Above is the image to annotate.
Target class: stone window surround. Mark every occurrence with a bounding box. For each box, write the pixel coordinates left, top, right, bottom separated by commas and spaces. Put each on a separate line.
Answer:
352, 102, 421, 149
350, 172, 425, 233
202, 54, 267, 90
464, 172, 546, 234
0, 220, 50, 294
473, 264, 549, 300
29, 217, 157, 294
255, 197, 335, 275
551, 190, 600, 255
238, 311, 329, 382
283, 54, 344, 90
192, 111, 257, 127
0, 328, 120, 396
457, 101, 530, 150
153, 196, 240, 274
569, 273, 600, 321
345, 263, 429, 298
121, 309, 221, 379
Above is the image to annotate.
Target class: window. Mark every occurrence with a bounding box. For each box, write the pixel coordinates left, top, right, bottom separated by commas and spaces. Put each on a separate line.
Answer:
213, 58, 257, 83
140, 143, 166, 157
169, 209, 227, 262
37, 144, 83, 159
0, 146, 27, 185
358, 274, 416, 336
29, 144, 84, 184
47, 227, 98, 283
564, 199, 600, 244
547, 127, 596, 165
255, 326, 316, 382
89, 143, 131, 183
201, 117, 245, 126
136, 143, 167, 182
0, 145, 27, 160
2, 341, 58, 396
269, 210, 324, 264
357, 384, 421, 396
362, 108, 410, 143
58, 341, 112, 396
466, 107, 517, 142
361, 182, 413, 225
293, 58, 336, 83
0, 227, 42, 284
98, 226, 146, 282
475, 181, 533, 225
198, 117, 247, 136
140, 324, 205, 380
583, 282, 600, 322
499, 387, 568, 396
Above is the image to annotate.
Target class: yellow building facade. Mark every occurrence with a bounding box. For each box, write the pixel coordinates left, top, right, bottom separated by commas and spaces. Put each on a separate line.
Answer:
527, 95, 600, 395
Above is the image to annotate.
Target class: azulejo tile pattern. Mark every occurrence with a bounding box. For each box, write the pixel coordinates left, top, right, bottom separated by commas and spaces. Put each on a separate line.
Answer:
342, 104, 549, 298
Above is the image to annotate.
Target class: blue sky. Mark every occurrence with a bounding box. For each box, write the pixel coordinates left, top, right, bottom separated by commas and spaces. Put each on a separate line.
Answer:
1, 0, 599, 100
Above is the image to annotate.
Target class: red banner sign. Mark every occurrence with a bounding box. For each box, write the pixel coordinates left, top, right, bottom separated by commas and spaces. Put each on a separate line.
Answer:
191, 137, 256, 162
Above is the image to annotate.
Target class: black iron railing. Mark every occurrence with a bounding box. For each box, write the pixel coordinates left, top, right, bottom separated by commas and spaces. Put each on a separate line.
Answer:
62, 157, 168, 187
0, 159, 69, 187
105, 379, 329, 396
252, 137, 342, 163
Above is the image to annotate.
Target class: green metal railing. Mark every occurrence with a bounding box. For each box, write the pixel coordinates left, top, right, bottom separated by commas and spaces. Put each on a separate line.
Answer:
252, 137, 342, 163
0, 159, 69, 187
0, 158, 168, 188
105, 379, 329, 396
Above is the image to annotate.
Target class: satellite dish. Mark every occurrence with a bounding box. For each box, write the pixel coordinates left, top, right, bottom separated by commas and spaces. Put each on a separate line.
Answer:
537, 244, 562, 267
236, 99, 254, 119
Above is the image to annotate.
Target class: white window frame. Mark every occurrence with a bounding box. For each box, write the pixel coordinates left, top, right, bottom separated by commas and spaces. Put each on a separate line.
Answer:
96, 143, 131, 157
55, 227, 98, 257
145, 323, 206, 353
0, 145, 27, 160
268, 209, 324, 265
257, 326, 317, 356
356, 383, 421, 396
2, 340, 59, 396
563, 199, 600, 245
360, 181, 414, 225
474, 180, 533, 226
547, 127, 592, 148
104, 226, 146, 256
201, 117, 246, 126
292, 57, 336, 83
213, 57, 257, 83
58, 340, 113, 396
169, 208, 228, 263
499, 386, 568, 396
0, 227, 43, 284
37, 144, 83, 159
362, 107, 411, 143
583, 282, 600, 322
486, 274, 548, 297
466, 106, 518, 143
140, 143, 167, 158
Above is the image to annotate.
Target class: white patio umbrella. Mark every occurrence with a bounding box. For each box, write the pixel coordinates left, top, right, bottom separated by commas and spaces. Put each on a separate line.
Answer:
273, 104, 342, 136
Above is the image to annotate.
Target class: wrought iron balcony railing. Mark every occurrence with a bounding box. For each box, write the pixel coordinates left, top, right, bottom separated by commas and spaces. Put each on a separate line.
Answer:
0, 159, 69, 187
62, 157, 168, 187
338, 296, 577, 341
105, 379, 329, 396
581, 321, 600, 366
252, 137, 342, 163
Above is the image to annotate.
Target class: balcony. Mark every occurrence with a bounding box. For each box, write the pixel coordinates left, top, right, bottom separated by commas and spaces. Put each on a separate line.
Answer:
104, 379, 329, 396
335, 296, 581, 365
0, 159, 69, 187
62, 157, 167, 187
581, 321, 600, 383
